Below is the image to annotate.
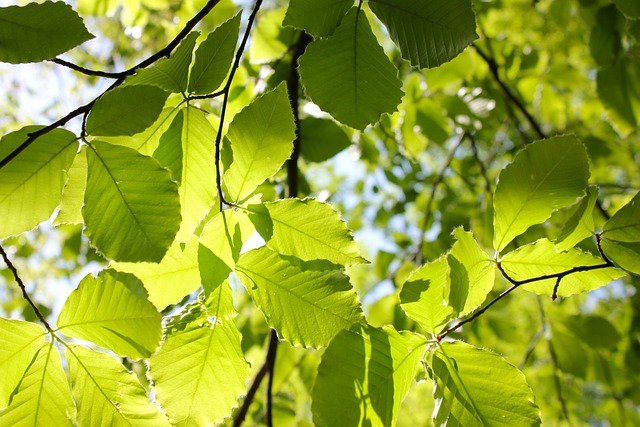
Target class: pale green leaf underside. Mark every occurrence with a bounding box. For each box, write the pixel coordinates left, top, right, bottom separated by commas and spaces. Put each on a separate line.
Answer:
57, 270, 162, 359
602, 191, 640, 242
0, 2, 93, 63
501, 238, 624, 297
369, 0, 478, 69
0, 127, 77, 239
54, 145, 87, 225
224, 83, 295, 202
493, 136, 590, 252
299, 8, 404, 129
312, 325, 426, 426
0, 343, 75, 426
149, 293, 249, 426
601, 239, 640, 275
188, 14, 241, 95
283, 0, 353, 37
236, 247, 364, 348
83, 141, 181, 262
248, 198, 366, 267
554, 186, 598, 252
431, 341, 541, 426
0, 318, 45, 407
66, 344, 170, 426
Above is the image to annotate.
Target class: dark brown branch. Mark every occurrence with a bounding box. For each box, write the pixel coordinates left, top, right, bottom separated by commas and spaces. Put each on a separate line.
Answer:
265, 329, 278, 427
233, 361, 268, 426
0, 245, 52, 331
48, 58, 122, 78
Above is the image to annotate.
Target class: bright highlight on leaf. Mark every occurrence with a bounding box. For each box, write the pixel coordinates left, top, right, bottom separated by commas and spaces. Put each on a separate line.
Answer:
299, 8, 404, 129
83, 141, 181, 262
493, 136, 590, 252
57, 269, 162, 359
0, 1, 93, 63
235, 247, 365, 348
0, 127, 77, 239
369, 0, 478, 69
430, 341, 541, 426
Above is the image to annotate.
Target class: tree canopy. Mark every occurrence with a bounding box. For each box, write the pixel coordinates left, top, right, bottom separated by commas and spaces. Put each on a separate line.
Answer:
0, 0, 639, 425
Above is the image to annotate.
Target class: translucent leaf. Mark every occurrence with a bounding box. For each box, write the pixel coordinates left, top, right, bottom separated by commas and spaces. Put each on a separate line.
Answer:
312, 325, 426, 426
223, 84, 295, 202
0, 2, 93, 63
0, 127, 77, 239
83, 141, 181, 262
400, 256, 454, 335
66, 344, 170, 426
430, 341, 541, 426
53, 146, 87, 225
248, 198, 366, 267
369, 0, 478, 69
148, 289, 249, 426
86, 85, 169, 137
235, 247, 365, 348
0, 342, 75, 426
188, 14, 241, 94
597, 57, 640, 136
199, 209, 254, 270
299, 8, 404, 129
493, 136, 590, 252
602, 191, 640, 242
0, 318, 45, 407
176, 106, 217, 241
500, 238, 624, 297
126, 32, 198, 93
152, 109, 183, 182
57, 270, 162, 359
554, 186, 598, 252
283, 0, 352, 37
601, 239, 640, 275
112, 237, 201, 310
249, 8, 296, 63
299, 117, 352, 162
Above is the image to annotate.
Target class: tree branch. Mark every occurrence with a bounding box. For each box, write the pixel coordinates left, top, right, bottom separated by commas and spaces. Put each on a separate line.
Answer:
0, 245, 52, 331
48, 58, 123, 78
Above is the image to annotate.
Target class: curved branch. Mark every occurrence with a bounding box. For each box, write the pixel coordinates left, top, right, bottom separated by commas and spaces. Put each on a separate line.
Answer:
48, 58, 122, 78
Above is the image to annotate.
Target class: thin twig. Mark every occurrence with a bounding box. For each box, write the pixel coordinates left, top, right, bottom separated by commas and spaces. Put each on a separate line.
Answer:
265, 330, 278, 427
233, 363, 268, 427
0, 245, 52, 331
48, 58, 122, 78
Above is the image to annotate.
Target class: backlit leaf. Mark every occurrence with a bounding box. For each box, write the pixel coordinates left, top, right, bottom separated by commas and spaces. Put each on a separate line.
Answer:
601, 239, 640, 275
53, 145, 87, 225
299, 117, 352, 162
602, 191, 640, 242
283, 0, 352, 37
597, 57, 640, 136
554, 186, 598, 252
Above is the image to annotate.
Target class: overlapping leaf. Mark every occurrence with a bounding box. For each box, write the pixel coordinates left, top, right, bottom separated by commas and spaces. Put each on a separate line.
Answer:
602, 191, 640, 242
0, 343, 75, 426
493, 136, 590, 252
431, 341, 541, 426
0, 127, 77, 239
299, 117, 352, 162
283, 0, 352, 37
312, 325, 426, 426
66, 344, 170, 426
597, 57, 640, 136
0, 2, 93, 63
223, 84, 295, 202
83, 141, 181, 262
57, 270, 162, 359
369, 0, 478, 68
248, 198, 366, 267
54, 145, 87, 225
555, 186, 598, 252
600, 239, 640, 275
199, 208, 254, 269
299, 8, 404, 129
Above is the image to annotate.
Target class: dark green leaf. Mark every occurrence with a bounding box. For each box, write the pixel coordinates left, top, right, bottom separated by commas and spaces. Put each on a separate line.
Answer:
283, 0, 352, 37
300, 117, 351, 162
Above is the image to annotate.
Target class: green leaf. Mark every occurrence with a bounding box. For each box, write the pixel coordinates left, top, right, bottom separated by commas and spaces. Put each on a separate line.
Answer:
493, 136, 590, 252
83, 141, 181, 262
602, 191, 640, 242
430, 341, 541, 426
152, 108, 184, 182
613, 0, 640, 17
558, 315, 621, 350
86, 85, 169, 136
148, 290, 249, 426
312, 325, 426, 426
0, 342, 75, 426
66, 344, 170, 426
126, 32, 198, 93
248, 198, 366, 267
112, 237, 201, 310
554, 186, 598, 252
299, 8, 404, 129
57, 269, 162, 359
235, 247, 364, 348
188, 14, 241, 94
199, 208, 254, 270
176, 106, 218, 241
299, 117, 352, 162
53, 146, 87, 225
500, 238, 624, 297
248, 8, 297, 63
0, 2, 93, 63
223, 84, 295, 202
0, 318, 45, 407
283, 0, 353, 37
0, 127, 77, 239
597, 57, 640, 136
601, 239, 640, 275
369, 0, 478, 69
400, 256, 455, 335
